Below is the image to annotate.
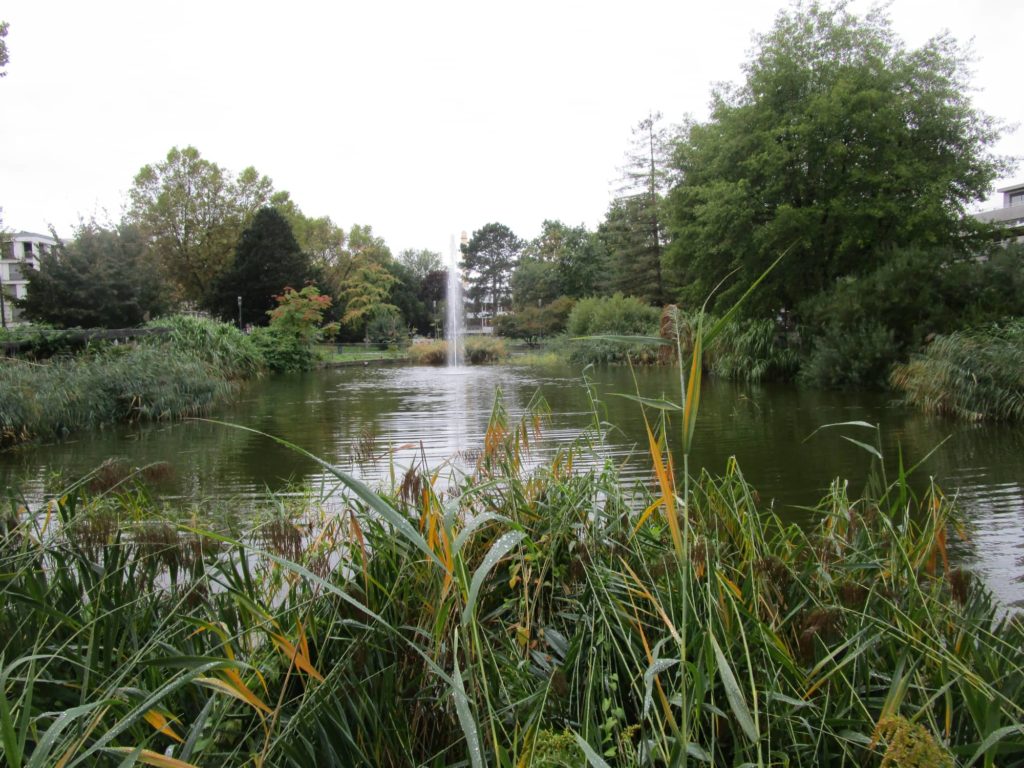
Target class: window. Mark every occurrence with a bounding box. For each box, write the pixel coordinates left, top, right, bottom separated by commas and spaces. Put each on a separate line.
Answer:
1009, 191, 1024, 207
22, 242, 33, 257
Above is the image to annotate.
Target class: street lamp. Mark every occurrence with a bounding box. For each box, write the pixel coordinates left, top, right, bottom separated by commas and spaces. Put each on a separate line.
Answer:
237, 296, 242, 329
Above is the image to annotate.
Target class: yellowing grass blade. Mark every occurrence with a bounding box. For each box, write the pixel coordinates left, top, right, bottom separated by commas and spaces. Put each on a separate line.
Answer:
109, 747, 200, 768
271, 630, 325, 683
142, 710, 183, 743
196, 675, 271, 714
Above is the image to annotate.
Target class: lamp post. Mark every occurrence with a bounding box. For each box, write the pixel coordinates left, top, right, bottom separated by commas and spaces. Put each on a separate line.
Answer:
237, 296, 242, 329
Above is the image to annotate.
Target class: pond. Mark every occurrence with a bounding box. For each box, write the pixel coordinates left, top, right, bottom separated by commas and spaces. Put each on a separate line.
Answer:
2, 361, 1023, 606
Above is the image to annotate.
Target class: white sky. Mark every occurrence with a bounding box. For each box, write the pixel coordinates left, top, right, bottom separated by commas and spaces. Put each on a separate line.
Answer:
1, 1, 1020, 255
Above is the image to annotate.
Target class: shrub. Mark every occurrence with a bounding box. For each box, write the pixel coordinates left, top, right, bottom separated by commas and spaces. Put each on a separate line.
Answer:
891, 319, 1024, 420
565, 293, 661, 365
249, 326, 318, 373
671, 310, 798, 382
408, 339, 448, 366
799, 320, 898, 389
464, 335, 507, 364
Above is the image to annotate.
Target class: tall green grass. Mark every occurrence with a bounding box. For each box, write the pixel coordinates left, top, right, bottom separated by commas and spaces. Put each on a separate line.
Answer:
0, 317, 266, 447
891, 319, 1024, 421
2, 402, 1022, 766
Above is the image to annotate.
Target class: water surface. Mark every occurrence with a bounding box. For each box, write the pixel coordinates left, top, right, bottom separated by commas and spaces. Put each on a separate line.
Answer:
2, 362, 1022, 606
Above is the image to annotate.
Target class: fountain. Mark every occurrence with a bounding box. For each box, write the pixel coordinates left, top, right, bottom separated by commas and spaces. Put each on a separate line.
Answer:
446, 233, 464, 367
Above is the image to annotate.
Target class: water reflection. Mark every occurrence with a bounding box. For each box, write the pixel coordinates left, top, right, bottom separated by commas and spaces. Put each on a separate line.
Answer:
1, 362, 1022, 606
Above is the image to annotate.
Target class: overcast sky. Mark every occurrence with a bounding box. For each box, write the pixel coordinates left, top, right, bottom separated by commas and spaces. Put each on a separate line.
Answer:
1, 1, 1020, 255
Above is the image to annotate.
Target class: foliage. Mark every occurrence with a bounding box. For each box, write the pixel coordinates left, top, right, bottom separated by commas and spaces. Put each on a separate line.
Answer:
0, 20, 8, 76
600, 113, 672, 304
565, 293, 662, 365
891, 319, 1024, 420
267, 285, 334, 344
365, 307, 406, 347
234, 286, 339, 373
0, 345, 236, 447
207, 207, 313, 326
672, 310, 798, 382
397, 248, 442, 281
463, 335, 507, 364
407, 339, 448, 366
406, 337, 506, 365
148, 314, 265, 380
460, 222, 524, 319
799, 319, 898, 389
19, 222, 169, 328
0, 316, 266, 446
339, 261, 399, 333
126, 147, 276, 305
2, 408, 1022, 766
249, 327, 318, 373
597, 195, 666, 305
566, 293, 661, 338
666, 2, 1008, 317
494, 297, 575, 344
515, 221, 606, 305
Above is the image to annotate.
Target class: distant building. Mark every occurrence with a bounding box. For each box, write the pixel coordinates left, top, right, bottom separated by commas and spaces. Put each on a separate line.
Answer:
973, 183, 1024, 244
1, 231, 57, 327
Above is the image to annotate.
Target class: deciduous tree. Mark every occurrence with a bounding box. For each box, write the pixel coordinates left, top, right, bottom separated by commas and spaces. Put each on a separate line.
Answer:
126, 146, 274, 305
665, 2, 1009, 317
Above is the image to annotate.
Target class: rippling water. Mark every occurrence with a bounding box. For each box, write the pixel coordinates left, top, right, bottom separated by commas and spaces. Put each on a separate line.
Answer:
2, 361, 1022, 606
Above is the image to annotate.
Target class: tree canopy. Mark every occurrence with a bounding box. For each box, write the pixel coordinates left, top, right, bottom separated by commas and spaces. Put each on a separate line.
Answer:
207, 207, 312, 326
19, 223, 169, 328
665, 2, 1008, 317
460, 223, 524, 319
126, 147, 274, 305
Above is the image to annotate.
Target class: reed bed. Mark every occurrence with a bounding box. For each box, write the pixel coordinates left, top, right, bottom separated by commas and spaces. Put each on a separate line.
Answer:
2, 404, 1022, 767
892, 319, 1024, 421
0, 317, 263, 448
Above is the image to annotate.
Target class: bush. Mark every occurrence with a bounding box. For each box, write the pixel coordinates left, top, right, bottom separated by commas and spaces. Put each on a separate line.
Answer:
671, 310, 798, 382
495, 296, 576, 344
565, 293, 661, 365
798, 320, 898, 389
797, 245, 1024, 388
408, 340, 448, 366
891, 319, 1024, 420
249, 326, 318, 373
464, 336, 507, 364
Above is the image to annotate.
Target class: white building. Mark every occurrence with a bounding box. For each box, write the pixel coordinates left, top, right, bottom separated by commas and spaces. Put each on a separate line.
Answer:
973, 183, 1024, 244
1, 231, 57, 327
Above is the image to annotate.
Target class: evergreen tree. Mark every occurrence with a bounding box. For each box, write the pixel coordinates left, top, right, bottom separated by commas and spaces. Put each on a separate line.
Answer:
208, 207, 312, 326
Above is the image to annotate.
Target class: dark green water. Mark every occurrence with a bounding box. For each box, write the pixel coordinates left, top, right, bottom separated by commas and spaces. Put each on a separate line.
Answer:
2, 362, 1022, 606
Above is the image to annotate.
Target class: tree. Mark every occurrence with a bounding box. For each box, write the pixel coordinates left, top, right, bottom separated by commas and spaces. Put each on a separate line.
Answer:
207, 207, 312, 326
460, 223, 524, 322
19, 222, 169, 328
597, 196, 665, 304
126, 147, 274, 305
519, 220, 606, 301
0, 21, 9, 77
665, 2, 1009, 317
397, 248, 442, 282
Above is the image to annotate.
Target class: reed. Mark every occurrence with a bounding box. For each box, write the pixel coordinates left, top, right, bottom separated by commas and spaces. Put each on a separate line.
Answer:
891, 319, 1024, 421
2, 402, 1022, 766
